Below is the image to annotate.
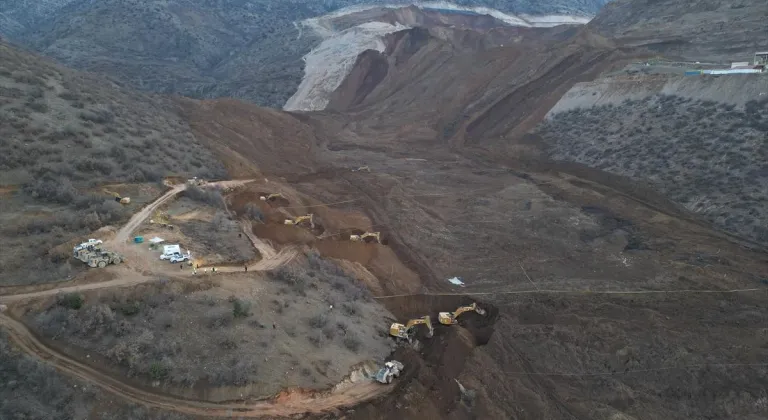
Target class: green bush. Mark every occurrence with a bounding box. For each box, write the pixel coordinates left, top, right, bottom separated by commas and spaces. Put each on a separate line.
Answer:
57, 293, 84, 310
232, 299, 250, 318
149, 362, 169, 380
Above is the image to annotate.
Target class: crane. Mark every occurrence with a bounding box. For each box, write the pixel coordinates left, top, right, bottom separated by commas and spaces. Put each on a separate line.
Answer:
438, 302, 486, 325
389, 316, 434, 341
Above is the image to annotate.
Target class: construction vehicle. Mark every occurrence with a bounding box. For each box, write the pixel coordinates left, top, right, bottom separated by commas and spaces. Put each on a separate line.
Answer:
350, 232, 381, 243
438, 302, 486, 325
375, 360, 404, 384
187, 177, 206, 186
104, 189, 130, 204
259, 193, 285, 202
74, 248, 123, 268
389, 316, 434, 341
352, 166, 371, 172
284, 214, 315, 229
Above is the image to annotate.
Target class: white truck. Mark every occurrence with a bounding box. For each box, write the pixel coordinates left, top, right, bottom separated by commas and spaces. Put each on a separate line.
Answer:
160, 244, 182, 260
74, 238, 103, 253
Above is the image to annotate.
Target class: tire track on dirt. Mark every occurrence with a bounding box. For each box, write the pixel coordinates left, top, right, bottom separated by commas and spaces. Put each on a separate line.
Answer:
0, 313, 391, 417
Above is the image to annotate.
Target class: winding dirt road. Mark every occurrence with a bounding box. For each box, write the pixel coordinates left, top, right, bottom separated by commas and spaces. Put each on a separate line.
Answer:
0, 178, 392, 417
0, 314, 390, 417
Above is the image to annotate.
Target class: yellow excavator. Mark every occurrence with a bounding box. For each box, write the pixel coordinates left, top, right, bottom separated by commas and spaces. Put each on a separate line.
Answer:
103, 189, 130, 204
438, 303, 486, 325
390, 316, 434, 341
284, 214, 315, 229
350, 232, 381, 243
260, 193, 285, 202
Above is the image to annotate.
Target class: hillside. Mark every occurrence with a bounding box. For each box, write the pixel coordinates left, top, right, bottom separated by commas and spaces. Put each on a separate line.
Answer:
0, 40, 225, 285
537, 75, 768, 244
589, 0, 768, 61
1, 1, 768, 420
0, 0, 608, 108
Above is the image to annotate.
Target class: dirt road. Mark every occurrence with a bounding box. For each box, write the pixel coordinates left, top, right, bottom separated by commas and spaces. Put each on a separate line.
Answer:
113, 179, 255, 243
0, 313, 390, 417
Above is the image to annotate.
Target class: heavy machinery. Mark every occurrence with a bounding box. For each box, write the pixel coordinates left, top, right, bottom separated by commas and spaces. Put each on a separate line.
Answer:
284, 214, 315, 229
352, 166, 371, 172
350, 232, 381, 243
74, 247, 123, 268
259, 193, 285, 202
103, 189, 130, 204
438, 302, 486, 325
390, 316, 434, 341
375, 360, 404, 384
187, 177, 207, 186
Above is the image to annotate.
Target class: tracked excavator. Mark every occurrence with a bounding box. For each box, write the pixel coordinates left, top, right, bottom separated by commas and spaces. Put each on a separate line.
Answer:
260, 193, 285, 202
284, 214, 315, 229
438, 302, 486, 325
103, 189, 130, 204
390, 316, 434, 341
350, 232, 381, 243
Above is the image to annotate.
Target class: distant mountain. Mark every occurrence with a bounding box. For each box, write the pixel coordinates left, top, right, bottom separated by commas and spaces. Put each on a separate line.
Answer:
0, 1, 610, 108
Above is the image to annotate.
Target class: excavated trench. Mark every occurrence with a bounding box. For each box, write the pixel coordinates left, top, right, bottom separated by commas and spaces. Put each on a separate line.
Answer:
355, 294, 501, 418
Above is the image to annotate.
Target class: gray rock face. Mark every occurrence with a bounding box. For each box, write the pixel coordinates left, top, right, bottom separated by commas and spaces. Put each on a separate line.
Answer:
0, 1, 609, 108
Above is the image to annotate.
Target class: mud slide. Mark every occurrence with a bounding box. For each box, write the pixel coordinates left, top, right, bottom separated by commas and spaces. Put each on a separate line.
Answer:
0, 314, 391, 417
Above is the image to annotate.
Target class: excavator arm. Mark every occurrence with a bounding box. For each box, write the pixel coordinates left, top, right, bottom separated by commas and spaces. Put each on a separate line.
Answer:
405, 316, 434, 338
438, 303, 486, 325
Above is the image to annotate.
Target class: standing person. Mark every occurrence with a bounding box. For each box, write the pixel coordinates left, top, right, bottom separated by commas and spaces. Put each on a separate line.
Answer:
180, 264, 183, 270
212, 267, 216, 273
245, 265, 248, 272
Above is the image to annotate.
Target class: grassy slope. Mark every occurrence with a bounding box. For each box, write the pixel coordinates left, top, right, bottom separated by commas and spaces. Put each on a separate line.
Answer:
0, 42, 225, 285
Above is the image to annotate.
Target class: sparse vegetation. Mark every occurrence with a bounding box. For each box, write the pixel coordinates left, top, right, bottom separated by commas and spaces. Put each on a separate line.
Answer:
27, 256, 392, 395
538, 95, 768, 243
0, 42, 226, 286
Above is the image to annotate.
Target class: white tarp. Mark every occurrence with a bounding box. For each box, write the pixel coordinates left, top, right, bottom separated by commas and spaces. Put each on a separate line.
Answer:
447, 277, 465, 286
162, 244, 181, 255
149, 237, 165, 244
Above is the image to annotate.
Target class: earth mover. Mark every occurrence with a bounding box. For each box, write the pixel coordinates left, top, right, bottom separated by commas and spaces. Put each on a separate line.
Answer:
75, 248, 124, 268
438, 302, 486, 325
375, 360, 404, 384
390, 316, 434, 341
350, 232, 381, 243
284, 214, 315, 229
260, 193, 285, 202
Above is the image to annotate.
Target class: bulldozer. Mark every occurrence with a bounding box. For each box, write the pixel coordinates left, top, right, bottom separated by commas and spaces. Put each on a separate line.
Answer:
350, 232, 381, 243
438, 302, 486, 325
74, 247, 124, 268
375, 360, 404, 384
103, 189, 130, 204
259, 193, 285, 202
390, 316, 434, 341
284, 214, 315, 229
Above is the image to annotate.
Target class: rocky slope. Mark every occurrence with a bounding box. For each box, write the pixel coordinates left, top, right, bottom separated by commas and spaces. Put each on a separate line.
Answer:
0, 0, 607, 108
